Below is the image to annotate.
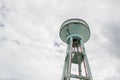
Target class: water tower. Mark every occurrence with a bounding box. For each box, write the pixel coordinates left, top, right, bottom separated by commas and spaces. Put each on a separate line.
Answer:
59, 18, 93, 80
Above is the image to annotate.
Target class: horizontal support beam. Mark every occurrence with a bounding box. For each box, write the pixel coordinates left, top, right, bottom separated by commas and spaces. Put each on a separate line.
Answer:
66, 74, 90, 80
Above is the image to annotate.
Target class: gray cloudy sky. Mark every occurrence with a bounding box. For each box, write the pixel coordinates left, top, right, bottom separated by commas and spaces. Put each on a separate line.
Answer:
0, 0, 120, 80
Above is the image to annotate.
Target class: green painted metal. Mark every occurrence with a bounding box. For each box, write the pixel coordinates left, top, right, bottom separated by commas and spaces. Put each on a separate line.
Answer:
60, 18, 93, 80
59, 18, 90, 44
71, 52, 83, 64
61, 35, 93, 80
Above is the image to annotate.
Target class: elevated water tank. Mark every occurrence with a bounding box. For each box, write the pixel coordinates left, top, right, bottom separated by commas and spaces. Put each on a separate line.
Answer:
59, 18, 90, 43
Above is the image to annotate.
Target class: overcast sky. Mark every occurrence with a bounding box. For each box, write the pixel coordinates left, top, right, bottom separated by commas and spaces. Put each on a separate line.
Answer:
0, 0, 120, 80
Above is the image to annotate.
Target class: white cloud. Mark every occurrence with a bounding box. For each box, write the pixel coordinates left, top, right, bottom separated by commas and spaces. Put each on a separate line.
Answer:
0, 0, 120, 80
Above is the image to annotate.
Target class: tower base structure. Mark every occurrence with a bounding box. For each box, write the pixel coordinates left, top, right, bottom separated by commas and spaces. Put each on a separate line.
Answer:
61, 35, 93, 80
